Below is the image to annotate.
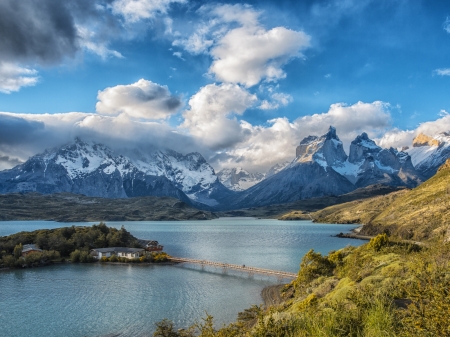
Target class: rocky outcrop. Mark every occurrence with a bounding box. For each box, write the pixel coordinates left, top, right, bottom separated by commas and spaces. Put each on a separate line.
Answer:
413, 133, 441, 147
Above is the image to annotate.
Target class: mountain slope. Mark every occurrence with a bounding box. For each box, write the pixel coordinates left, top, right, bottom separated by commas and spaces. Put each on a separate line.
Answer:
406, 132, 450, 179
225, 127, 420, 209
309, 158, 450, 241
216, 162, 290, 192
0, 193, 217, 222
0, 139, 233, 207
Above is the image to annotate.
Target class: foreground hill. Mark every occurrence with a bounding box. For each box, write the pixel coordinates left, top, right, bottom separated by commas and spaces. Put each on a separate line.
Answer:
293, 159, 450, 241
0, 193, 217, 222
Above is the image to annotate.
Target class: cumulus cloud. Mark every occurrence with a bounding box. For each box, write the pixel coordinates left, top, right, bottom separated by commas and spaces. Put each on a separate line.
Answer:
210, 25, 310, 87
173, 4, 311, 87
378, 114, 450, 149
96, 79, 182, 119
434, 68, 450, 76
0, 62, 39, 93
211, 101, 393, 172
181, 83, 257, 149
110, 0, 186, 23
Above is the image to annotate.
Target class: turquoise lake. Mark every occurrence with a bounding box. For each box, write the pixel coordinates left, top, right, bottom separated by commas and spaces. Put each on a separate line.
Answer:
0, 218, 365, 337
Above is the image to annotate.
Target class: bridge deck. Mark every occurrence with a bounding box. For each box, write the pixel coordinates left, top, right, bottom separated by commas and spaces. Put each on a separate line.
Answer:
169, 257, 297, 279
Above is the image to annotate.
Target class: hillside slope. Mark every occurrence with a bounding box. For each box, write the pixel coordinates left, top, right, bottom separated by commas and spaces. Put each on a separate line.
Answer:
0, 193, 217, 222
308, 159, 450, 241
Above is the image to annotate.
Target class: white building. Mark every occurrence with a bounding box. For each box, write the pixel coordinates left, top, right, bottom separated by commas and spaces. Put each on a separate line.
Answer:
90, 247, 144, 259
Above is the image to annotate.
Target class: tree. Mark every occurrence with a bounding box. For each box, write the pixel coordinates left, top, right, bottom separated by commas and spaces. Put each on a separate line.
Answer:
13, 243, 23, 259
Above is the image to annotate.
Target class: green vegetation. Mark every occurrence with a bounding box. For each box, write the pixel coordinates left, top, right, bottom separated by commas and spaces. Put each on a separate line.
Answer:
153, 235, 450, 336
0, 223, 144, 268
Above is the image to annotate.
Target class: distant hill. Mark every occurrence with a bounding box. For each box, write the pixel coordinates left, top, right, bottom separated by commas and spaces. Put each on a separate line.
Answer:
0, 193, 217, 222
302, 159, 450, 241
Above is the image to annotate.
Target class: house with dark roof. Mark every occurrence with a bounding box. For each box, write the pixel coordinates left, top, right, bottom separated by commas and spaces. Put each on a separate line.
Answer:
90, 247, 144, 260
21, 244, 43, 256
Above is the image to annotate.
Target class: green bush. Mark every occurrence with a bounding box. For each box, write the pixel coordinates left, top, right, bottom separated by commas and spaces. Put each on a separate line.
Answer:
368, 233, 389, 251
70, 249, 81, 263
109, 254, 118, 262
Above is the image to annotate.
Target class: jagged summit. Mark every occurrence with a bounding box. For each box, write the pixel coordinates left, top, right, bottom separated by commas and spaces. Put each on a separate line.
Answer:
295, 125, 347, 167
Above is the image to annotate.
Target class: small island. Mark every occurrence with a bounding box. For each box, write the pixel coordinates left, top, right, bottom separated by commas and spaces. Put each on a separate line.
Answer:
0, 222, 168, 269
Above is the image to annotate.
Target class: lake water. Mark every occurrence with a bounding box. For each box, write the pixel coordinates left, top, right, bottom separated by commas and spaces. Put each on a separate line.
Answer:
0, 218, 365, 337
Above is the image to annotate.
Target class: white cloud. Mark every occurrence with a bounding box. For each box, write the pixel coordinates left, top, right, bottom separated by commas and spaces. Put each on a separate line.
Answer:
0, 110, 206, 169
210, 25, 310, 87
173, 4, 311, 87
378, 114, 450, 149
110, 0, 187, 24
212, 101, 392, 172
96, 79, 182, 119
76, 25, 124, 59
173, 51, 185, 60
444, 16, 450, 34
434, 68, 450, 76
259, 92, 293, 110
181, 83, 257, 149
0, 62, 39, 94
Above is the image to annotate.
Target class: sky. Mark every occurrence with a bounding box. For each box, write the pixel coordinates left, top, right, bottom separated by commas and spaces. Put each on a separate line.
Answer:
1, 0, 450, 172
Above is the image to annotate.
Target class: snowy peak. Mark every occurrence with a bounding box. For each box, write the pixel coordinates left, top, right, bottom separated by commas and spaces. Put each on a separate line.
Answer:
406, 131, 450, 178
295, 126, 347, 167
348, 132, 381, 164
0, 138, 230, 207
217, 167, 265, 192
266, 161, 290, 177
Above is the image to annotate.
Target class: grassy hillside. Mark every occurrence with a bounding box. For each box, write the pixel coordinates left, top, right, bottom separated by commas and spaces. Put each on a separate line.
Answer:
220, 184, 403, 219
0, 193, 217, 222
153, 235, 450, 337
283, 159, 450, 241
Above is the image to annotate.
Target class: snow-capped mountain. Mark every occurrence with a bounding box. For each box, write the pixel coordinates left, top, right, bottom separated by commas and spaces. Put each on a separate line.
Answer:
217, 167, 265, 192
225, 127, 421, 209
0, 138, 233, 207
405, 132, 450, 179
217, 162, 290, 192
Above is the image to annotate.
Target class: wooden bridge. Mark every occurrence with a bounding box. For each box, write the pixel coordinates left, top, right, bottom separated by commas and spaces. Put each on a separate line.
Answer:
169, 256, 297, 280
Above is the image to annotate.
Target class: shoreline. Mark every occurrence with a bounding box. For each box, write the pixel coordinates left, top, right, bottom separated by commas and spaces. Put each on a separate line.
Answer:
261, 284, 286, 307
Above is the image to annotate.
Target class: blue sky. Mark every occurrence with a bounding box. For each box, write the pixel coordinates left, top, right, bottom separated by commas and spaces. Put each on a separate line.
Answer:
1, 0, 450, 171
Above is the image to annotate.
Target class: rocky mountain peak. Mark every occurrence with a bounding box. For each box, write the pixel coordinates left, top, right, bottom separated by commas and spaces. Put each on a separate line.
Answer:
325, 125, 338, 140
348, 132, 381, 164
413, 133, 440, 147
295, 126, 347, 167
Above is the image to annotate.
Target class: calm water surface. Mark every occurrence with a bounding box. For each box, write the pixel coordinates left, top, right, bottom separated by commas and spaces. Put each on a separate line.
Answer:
0, 218, 364, 337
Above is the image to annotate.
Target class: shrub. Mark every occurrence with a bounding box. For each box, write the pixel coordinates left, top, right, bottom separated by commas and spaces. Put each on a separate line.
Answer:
70, 250, 81, 263
109, 254, 118, 262
368, 233, 389, 251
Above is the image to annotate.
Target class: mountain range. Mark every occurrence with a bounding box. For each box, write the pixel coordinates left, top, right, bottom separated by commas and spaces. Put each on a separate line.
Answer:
0, 127, 448, 210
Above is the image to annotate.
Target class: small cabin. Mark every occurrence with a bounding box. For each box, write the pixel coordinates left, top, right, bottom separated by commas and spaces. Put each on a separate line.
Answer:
90, 247, 145, 260
21, 244, 43, 256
